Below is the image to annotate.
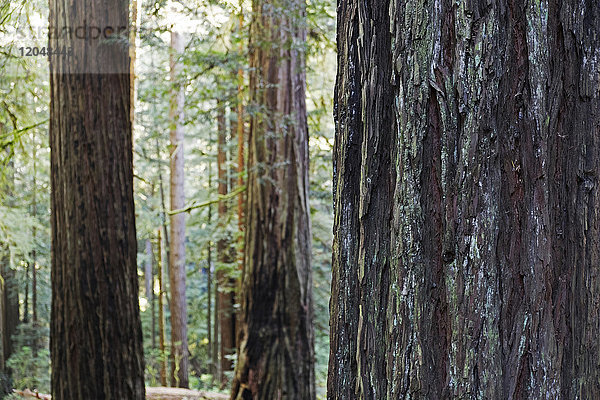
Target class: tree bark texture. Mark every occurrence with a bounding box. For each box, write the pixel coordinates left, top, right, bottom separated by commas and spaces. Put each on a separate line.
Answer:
230, 0, 315, 397
48, 0, 145, 398
330, 0, 600, 399
169, 30, 189, 389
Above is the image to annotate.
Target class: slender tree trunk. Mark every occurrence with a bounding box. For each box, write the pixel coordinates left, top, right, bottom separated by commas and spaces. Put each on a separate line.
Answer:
230, 0, 315, 396
2, 149, 19, 368
156, 132, 172, 387
329, 0, 600, 399
207, 146, 214, 378
213, 277, 220, 383
236, 8, 246, 274
24, 264, 29, 324
31, 131, 38, 331
229, 106, 238, 194
157, 229, 168, 387
1, 258, 18, 368
145, 240, 153, 301
145, 239, 156, 349
48, 0, 145, 397
207, 215, 213, 377
216, 101, 235, 387
169, 30, 189, 388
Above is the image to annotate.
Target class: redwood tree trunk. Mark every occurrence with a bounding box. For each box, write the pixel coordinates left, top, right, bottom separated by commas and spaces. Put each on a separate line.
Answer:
168, 30, 189, 388
48, 0, 145, 397
230, 0, 315, 397
329, 0, 600, 399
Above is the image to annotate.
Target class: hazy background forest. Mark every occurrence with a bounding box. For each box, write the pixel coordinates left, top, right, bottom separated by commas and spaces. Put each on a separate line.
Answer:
0, 0, 335, 398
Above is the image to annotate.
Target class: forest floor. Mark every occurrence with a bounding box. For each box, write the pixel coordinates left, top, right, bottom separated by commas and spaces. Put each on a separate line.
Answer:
13, 387, 229, 400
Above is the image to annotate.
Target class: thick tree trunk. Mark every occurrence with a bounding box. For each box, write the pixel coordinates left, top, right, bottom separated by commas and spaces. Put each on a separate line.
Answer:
168, 30, 189, 389
230, 0, 315, 397
216, 102, 236, 386
329, 0, 600, 399
48, 0, 145, 398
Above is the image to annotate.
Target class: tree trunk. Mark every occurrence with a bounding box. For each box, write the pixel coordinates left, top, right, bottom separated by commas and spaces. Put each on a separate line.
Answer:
31, 130, 38, 330
216, 102, 235, 386
329, 0, 600, 399
48, 0, 145, 397
213, 276, 220, 382
1, 152, 19, 370
230, 0, 315, 396
145, 239, 156, 349
207, 154, 214, 377
24, 264, 29, 324
1, 260, 18, 367
158, 229, 168, 387
168, 30, 189, 389
145, 240, 154, 301
235, 8, 246, 276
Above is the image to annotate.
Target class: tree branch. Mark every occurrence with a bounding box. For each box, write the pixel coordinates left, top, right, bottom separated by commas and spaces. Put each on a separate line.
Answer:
168, 185, 246, 215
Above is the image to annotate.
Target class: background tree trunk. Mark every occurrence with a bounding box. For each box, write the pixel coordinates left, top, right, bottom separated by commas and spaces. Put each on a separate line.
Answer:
168, 30, 189, 389
48, 0, 145, 397
1, 261, 18, 368
207, 154, 214, 378
31, 130, 38, 333
158, 229, 168, 387
217, 102, 235, 386
329, 0, 600, 398
230, 0, 315, 396
1, 152, 19, 371
145, 239, 156, 349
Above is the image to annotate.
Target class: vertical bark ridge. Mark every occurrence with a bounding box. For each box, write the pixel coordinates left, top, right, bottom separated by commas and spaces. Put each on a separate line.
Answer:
328, 0, 362, 397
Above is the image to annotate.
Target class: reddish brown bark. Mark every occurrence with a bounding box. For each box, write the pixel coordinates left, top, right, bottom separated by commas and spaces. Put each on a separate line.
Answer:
168, 30, 189, 389
329, 0, 600, 398
230, 0, 315, 397
48, 0, 145, 397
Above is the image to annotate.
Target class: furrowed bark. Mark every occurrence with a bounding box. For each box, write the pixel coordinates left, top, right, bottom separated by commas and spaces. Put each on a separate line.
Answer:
230, 0, 315, 396
330, 0, 600, 398
48, 0, 145, 397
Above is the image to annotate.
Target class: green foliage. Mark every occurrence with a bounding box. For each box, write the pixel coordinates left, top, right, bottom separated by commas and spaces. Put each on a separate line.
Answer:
6, 324, 51, 394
